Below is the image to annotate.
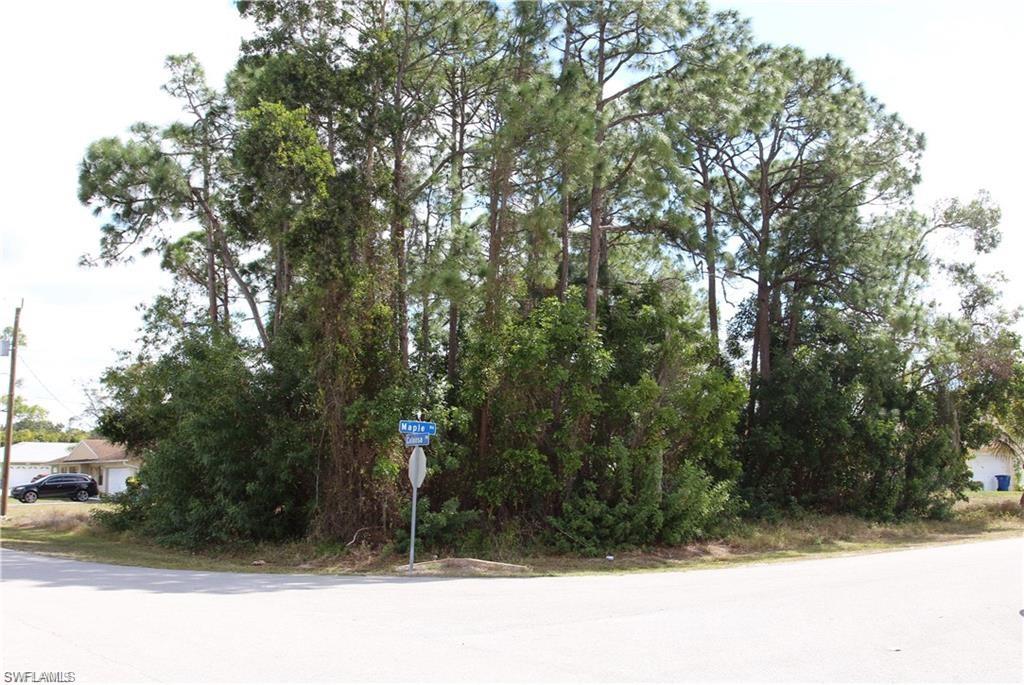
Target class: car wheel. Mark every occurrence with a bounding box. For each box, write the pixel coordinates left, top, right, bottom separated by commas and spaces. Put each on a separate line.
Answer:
22, 491, 38, 503
74, 490, 90, 502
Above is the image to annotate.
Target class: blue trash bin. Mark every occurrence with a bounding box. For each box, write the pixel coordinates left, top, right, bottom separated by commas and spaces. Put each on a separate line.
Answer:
995, 475, 1011, 491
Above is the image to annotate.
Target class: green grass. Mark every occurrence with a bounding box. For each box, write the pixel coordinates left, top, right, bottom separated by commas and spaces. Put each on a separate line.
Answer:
1, 493, 1021, 577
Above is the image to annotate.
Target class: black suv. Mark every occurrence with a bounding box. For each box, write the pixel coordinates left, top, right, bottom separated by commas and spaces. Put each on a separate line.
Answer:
10, 474, 99, 503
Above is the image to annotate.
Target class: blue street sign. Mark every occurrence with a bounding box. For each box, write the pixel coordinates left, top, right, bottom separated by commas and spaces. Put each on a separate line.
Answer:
404, 434, 430, 447
398, 420, 437, 435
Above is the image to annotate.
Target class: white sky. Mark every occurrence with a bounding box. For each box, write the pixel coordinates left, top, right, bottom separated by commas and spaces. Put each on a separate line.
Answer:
1, 0, 1021, 427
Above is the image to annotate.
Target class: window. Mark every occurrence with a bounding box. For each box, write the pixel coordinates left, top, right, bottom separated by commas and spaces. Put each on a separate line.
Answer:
97, 470, 104, 486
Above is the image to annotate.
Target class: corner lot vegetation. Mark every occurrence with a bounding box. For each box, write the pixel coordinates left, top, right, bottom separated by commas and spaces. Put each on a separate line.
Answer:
78, 1, 1023, 555
1, 494, 1020, 575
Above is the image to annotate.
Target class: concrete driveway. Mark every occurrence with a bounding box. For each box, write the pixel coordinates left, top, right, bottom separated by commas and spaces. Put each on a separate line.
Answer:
2, 538, 1021, 682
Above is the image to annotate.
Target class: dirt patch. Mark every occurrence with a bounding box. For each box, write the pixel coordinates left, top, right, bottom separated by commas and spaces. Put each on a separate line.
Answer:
395, 557, 532, 576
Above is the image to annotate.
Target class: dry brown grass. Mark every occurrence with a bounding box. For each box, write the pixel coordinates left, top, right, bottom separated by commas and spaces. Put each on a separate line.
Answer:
2, 499, 105, 532
15, 508, 93, 532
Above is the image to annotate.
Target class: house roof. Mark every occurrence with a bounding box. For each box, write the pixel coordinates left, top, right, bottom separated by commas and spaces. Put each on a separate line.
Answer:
6, 441, 77, 464
57, 439, 132, 464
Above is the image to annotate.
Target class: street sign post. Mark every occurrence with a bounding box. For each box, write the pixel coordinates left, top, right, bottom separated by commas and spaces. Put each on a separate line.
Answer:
400, 419, 434, 573
407, 446, 427, 573
398, 420, 437, 435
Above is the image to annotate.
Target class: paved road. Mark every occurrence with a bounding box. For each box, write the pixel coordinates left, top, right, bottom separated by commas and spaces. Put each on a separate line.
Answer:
2, 538, 1022, 682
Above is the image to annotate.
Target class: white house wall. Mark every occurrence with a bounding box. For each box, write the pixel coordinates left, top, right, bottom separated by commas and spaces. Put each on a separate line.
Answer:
968, 451, 1016, 491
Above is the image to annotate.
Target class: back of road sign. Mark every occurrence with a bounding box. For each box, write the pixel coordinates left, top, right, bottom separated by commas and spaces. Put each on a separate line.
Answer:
408, 446, 426, 488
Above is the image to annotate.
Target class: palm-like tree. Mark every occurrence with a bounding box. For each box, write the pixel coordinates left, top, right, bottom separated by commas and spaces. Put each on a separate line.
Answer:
986, 423, 1023, 506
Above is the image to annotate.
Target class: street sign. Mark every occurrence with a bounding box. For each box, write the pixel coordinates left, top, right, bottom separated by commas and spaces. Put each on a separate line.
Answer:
398, 420, 437, 435
408, 446, 426, 488
404, 434, 430, 447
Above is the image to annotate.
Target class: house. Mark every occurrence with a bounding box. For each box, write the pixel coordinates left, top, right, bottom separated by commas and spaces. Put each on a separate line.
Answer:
54, 439, 141, 495
968, 448, 1018, 491
2, 442, 76, 493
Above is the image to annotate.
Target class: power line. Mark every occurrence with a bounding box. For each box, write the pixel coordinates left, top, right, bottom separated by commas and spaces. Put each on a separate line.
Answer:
16, 354, 79, 418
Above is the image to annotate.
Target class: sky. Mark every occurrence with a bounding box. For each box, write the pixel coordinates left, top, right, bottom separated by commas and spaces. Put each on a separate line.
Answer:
1, 0, 1022, 428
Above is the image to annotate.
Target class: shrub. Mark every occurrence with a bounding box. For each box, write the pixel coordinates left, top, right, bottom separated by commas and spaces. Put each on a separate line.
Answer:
93, 478, 150, 533
393, 497, 481, 554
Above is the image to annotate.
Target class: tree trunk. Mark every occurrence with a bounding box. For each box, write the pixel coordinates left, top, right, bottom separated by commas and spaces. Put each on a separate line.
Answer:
698, 154, 718, 347
755, 275, 771, 380
419, 217, 431, 360
755, 208, 772, 382
361, 75, 381, 270
584, 8, 607, 327
585, 154, 606, 325
205, 226, 219, 325
558, 183, 571, 302
391, 133, 410, 369
477, 157, 506, 462
215, 226, 270, 350
220, 262, 230, 323
785, 284, 800, 355
201, 147, 219, 327
195, 192, 269, 349
745, 324, 760, 434
447, 302, 459, 385
272, 229, 292, 336
446, 70, 465, 387
556, 13, 573, 303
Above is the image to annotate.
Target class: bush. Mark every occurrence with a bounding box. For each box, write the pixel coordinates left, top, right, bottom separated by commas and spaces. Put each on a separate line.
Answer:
740, 337, 987, 521
93, 478, 150, 533
97, 331, 317, 548
393, 497, 481, 554
442, 288, 745, 553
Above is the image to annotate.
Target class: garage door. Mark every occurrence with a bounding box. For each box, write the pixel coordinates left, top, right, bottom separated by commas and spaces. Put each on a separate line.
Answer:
5, 465, 52, 493
105, 467, 136, 494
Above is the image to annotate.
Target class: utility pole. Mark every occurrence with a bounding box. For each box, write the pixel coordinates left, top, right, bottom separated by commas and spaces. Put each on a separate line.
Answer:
1, 301, 23, 517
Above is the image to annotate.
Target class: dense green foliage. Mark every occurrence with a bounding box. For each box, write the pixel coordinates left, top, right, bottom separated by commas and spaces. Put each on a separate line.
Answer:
80, 0, 1022, 552
1, 395, 90, 445
97, 333, 315, 545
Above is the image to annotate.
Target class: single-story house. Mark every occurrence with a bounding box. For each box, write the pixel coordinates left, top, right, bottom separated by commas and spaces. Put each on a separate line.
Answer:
54, 439, 141, 495
2, 441, 76, 493
968, 448, 1018, 491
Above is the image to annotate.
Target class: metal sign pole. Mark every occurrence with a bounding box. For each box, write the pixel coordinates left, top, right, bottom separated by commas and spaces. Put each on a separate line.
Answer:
408, 483, 418, 574
401, 440, 428, 575
405, 444, 426, 574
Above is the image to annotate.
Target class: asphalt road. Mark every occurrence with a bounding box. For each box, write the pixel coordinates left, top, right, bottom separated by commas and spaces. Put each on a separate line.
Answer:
2, 538, 1022, 683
